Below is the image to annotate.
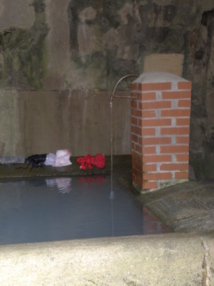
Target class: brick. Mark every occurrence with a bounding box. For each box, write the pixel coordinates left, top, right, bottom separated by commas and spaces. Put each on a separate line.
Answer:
132, 159, 143, 171
132, 143, 138, 152
131, 125, 135, 134
139, 144, 157, 153
132, 145, 137, 153
131, 100, 137, 109
142, 154, 172, 163
130, 91, 134, 98
142, 181, 157, 190
178, 100, 191, 108
136, 144, 143, 154
131, 94, 136, 101
142, 164, 157, 172
160, 163, 189, 171
138, 82, 171, 91
140, 118, 171, 127
134, 126, 143, 136
138, 137, 143, 146
131, 134, 139, 143
161, 127, 190, 135
132, 167, 142, 178
143, 172, 172, 181
142, 146, 156, 154
141, 128, 156, 136
176, 136, 190, 144
131, 142, 136, 151
175, 171, 189, 179
133, 109, 142, 118
136, 92, 156, 101
142, 137, 171, 145
161, 109, 190, 117
162, 91, 191, 99
176, 118, 190, 126
176, 154, 189, 162
131, 141, 136, 150
139, 101, 171, 110
130, 83, 138, 91
131, 117, 138, 125
140, 110, 156, 118
132, 171, 138, 183
135, 177, 143, 189
160, 145, 189, 153
178, 81, 192, 90
132, 151, 143, 162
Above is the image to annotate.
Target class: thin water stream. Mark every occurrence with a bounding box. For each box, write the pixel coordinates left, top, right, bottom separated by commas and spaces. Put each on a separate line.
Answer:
109, 74, 139, 229
110, 100, 114, 198
109, 73, 139, 200
110, 101, 114, 235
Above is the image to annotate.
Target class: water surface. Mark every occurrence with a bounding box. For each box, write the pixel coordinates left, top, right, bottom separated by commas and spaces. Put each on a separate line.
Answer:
0, 176, 170, 245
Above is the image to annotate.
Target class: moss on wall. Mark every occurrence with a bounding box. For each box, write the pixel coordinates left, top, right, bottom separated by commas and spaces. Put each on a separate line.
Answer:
66, 0, 198, 90
0, 0, 49, 89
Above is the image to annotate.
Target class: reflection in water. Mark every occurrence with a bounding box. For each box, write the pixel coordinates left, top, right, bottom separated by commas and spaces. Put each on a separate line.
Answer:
0, 176, 170, 246
46, 177, 72, 194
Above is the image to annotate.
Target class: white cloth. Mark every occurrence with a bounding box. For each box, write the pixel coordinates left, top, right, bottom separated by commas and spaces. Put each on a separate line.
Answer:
44, 153, 56, 166
53, 149, 72, 167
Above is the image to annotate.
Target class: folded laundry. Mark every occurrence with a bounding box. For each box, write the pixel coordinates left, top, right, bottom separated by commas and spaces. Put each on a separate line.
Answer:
77, 154, 105, 170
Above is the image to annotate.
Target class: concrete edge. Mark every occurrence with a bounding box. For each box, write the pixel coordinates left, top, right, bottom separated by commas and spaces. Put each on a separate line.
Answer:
0, 233, 213, 285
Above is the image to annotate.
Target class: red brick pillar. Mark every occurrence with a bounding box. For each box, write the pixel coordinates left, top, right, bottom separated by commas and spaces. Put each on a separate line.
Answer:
131, 72, 191, 192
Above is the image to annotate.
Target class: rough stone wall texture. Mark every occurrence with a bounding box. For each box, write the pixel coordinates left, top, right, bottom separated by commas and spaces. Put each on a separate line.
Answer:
0, 0, 214, 178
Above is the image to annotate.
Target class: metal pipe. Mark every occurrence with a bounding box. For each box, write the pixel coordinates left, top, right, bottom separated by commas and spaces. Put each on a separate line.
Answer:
110, 74, 139, 102
110, 95, 135, 99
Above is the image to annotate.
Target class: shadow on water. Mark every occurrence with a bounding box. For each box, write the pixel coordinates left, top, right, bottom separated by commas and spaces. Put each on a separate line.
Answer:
0, 176, 170, 246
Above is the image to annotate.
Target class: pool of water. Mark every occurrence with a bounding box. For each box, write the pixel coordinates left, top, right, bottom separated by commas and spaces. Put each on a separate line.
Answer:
0, 176, 170, 245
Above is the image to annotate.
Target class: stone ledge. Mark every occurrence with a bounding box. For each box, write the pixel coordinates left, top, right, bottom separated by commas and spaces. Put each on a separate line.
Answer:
0, 233, 213, 285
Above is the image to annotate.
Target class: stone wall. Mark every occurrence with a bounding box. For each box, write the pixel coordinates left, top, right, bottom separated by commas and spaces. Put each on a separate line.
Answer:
0, 0, 214, 177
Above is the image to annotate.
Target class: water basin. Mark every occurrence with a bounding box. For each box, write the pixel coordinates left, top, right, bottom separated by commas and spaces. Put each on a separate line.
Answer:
0, 176, 170, 245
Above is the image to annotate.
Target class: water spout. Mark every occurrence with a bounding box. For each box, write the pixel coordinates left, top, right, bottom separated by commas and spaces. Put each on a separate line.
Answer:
110, 74, 139, 102
109, 73, 139, 206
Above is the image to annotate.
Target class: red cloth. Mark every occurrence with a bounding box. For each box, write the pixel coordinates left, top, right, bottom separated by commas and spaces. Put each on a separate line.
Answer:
91, 154, 106, 168
77, 154, 105, 170
77, 154, 92, 170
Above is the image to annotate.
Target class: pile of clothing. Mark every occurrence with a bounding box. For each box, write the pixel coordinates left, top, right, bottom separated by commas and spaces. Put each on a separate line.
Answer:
26, 150, 106, 170
26, 149, 72, 168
